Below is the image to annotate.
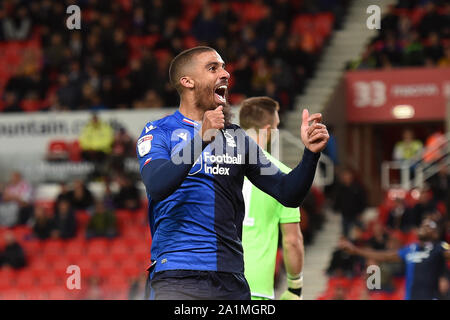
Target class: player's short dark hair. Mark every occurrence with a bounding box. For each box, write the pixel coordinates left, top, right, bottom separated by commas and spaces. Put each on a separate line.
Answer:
239, 96, 280, 130
169, 46, 216, 94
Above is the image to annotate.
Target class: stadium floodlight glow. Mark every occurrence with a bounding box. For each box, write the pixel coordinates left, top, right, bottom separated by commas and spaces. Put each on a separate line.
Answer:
391, 104, 415, 119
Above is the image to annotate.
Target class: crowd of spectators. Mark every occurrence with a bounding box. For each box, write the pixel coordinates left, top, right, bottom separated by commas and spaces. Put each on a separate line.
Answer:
0, 0, 348, 114
348, 0, 450, 70
322, 160, 450, 299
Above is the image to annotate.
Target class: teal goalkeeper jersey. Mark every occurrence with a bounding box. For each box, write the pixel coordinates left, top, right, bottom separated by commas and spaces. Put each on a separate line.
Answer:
242, 151, 301, 299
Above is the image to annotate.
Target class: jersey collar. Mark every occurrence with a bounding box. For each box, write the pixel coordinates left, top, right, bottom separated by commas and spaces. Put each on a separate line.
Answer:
174, 110, 200, 128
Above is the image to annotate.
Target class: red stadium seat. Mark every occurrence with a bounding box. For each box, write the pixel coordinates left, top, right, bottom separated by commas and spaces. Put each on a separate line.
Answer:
291, 14, 315, 35
20, 99, 42, 112
65, 241, 85, 263
69, 140, 82, 162
0, 271, 13, 290
29, 259, 49, 278
47, 288, 69, 300
98, 257, 116, 276
121, 259, 143, 278
75, 211, 91, 232
314, 12, 335, 37
15, 270, 37, 290
42, 239, 64, 263
110, 240, 129, 263
47, 140, 70, 161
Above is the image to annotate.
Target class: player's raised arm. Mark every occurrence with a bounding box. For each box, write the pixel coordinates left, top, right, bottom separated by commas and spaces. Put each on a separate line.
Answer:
338, 238, 402, 263
244, 108, 328, 208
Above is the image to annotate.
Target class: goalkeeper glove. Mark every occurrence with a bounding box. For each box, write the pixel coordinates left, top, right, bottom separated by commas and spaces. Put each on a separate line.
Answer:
280, 273, 303, 300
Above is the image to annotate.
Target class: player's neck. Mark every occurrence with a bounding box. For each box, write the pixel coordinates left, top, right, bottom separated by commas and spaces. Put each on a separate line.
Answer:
179, 97, 204, 122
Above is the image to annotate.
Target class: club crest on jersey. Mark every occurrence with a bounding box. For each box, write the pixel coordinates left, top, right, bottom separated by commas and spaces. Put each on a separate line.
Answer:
223, 130, 236, 147
138, 134, 153, 157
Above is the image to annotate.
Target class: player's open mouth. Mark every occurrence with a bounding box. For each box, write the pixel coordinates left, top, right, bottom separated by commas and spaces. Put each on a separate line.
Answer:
214, 85, 227, 103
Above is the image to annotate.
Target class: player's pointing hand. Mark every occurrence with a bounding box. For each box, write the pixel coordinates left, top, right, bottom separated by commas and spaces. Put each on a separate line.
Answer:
300, 109, 329, 153
201, 105, 225, 143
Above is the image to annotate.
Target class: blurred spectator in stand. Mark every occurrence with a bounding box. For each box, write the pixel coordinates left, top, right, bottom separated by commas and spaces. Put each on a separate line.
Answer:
367, 222, 389, 250
438, 46, 450, 67
51, 199, 77, 239
83, 276, 105, 300
411, 188, 437, 228
427, 161, 450, 207
333, 168, 367, 238
79, 113, 114, 178
331, 285, 348, 300
134, 90, 164, 109
386, 196, 416, 232
128, 273, 147, 300
392, 129, 423, 178
56, 74, 80, 110
0, 171, 33, 226
113, 175, 141, 211
0, 232, 26, 269
232, 55, 253, 95
251, 57, 272, 96
86, 200, 118, 239
110, 127, 135, 174
424, 32, 444, 65
193, 5, 221, 43
403, 31, 425, 66
423, 130, 446, 165
2, 5, 31, 41
418, 2, 443, 38
381, 32, 403, 67
2, 92, 22, 113
31, 206, 54, 240
44, 33, 66, 73
438, 273, 450, 300
67, 180, 94, 211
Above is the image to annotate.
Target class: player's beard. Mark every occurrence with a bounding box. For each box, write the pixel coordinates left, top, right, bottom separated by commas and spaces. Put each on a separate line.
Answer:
194, 83, 233, 126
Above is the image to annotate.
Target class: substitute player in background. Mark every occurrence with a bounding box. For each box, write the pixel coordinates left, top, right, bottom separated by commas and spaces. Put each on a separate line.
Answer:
340, 217, 450, 300
239, 97, 304, 300
137, 46, 329, 299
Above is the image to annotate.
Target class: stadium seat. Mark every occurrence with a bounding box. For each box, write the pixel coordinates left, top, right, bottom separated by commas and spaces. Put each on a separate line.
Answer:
98, 257, 116, 277
110, 240, 129, 263
29, 259, 49, 278
0, 271, 13, 290
291, 14, 315, 35
15, 270, 37, 290
37, 271, 57, 290
20, 99, 42, 112
121, 259, 143, 278
65, 240, 85, 263
11, 225, 32, 241
52, 257, 71, 276
314, 13, 335, 38
42, 239, 64, 263
47, 288, 68, 300
69, 140, 82, 162
47, 140, 70, 161
75, 211, 90, 232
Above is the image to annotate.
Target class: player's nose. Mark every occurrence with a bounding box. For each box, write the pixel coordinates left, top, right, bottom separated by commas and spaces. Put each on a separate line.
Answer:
220, 68, 230, 80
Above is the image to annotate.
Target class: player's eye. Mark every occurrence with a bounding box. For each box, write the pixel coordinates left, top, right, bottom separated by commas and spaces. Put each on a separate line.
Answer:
209, 66, 216, 71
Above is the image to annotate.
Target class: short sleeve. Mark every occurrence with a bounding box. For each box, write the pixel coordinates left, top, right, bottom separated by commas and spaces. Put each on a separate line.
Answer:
137, 124, 170, 173
279, 204, 301, 224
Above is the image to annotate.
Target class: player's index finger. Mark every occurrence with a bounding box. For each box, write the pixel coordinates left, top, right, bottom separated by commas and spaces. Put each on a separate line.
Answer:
302, 109, 309, 126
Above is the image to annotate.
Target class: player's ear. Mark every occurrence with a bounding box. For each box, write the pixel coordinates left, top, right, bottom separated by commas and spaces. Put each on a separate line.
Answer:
180, 76, 194, 89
